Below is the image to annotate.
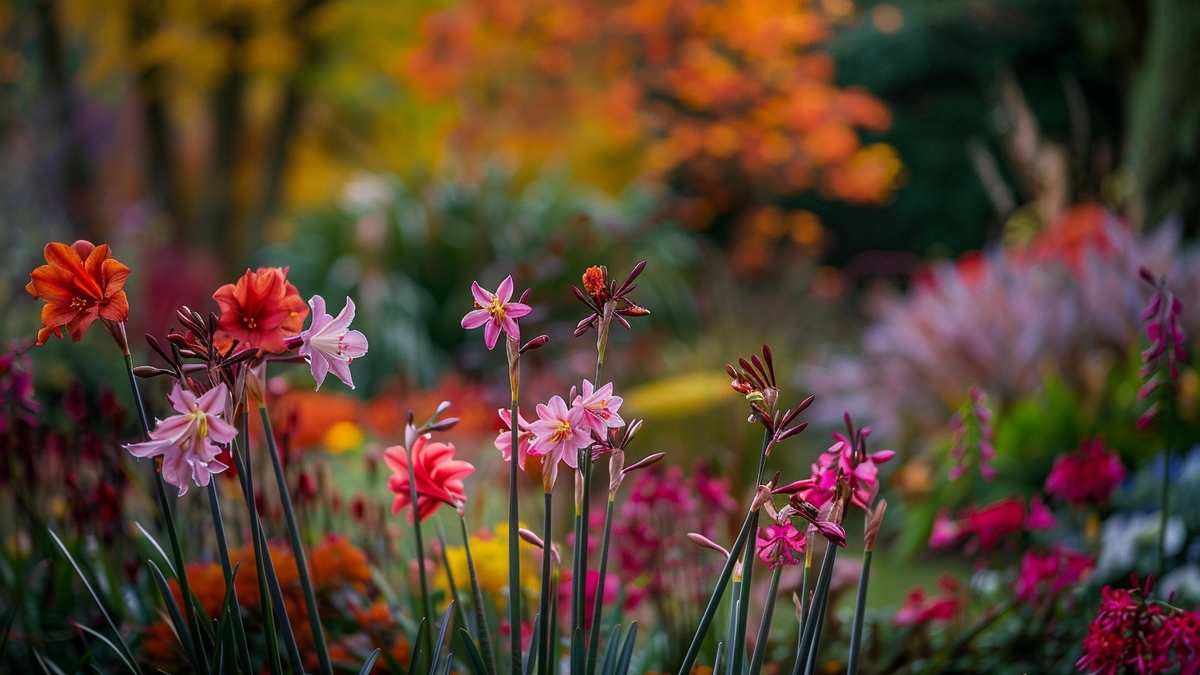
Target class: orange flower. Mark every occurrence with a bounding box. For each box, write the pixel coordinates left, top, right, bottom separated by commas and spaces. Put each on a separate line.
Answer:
311, 535, 372, 591
25, 240, 130, 346
213, 267, 308, 353
168, 561, 227, 618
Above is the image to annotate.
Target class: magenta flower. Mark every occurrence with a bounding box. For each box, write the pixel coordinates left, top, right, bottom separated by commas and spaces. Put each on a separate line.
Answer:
529, 395, 590, 470
495, 407, 534, 470
1137, 268, 1187, 432
1075, 575, 1196, 675
461, 276, 532, 350
756, 523, 806, 569
802, 420, 895, 510
1044, 437, 1125, 506
125, 382, 237, 496
948, 386, 996, 481
1013, 545, 1092, 606
298, 295, 369, 390
574, 380, 625, 438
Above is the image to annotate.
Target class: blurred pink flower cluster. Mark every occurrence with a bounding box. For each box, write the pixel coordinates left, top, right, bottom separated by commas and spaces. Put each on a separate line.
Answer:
929, 495, 1055, 554
1077, 576, 1200, 675
1043, 437, 1125, 506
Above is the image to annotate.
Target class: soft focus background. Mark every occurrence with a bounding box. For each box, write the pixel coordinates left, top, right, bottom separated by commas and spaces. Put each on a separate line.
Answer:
3, 0, 1200, 672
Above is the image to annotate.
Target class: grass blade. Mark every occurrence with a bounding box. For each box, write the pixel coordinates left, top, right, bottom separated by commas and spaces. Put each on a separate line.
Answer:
459, 629, 489, 675
0, 606, 16, 662
74, 623, 139, 674
460, 516, 498, 675
60, 651, 94, 675
34, 650, 67, 675
613, 622, 638, 675
523, 613, 541, 675
408, 617, 428, 675
148, 561, 200, 671
748, 566, 783, 675
209, 563, 243, 675
598, 625, 622, 675
48, 530, 139, 673
134, 522, 177, 578
358, 648, 381, 675
431, 601, 457, 675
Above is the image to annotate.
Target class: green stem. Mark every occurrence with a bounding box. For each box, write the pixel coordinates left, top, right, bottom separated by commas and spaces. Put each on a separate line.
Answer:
232, 411, 284, 675
585, 499, 615, 675
538, 492, 554, 675
845, 550, 872, 675
747, 566, 782, 675
122, 353, 209, 674
406, 431, 436, 667
462, 516, 499, 675
676, 508, 758, 675
732, 431, 771, 675
723, 578, 741, 675
509, 395, 524, 675
791, 543, 837, 675
207, 480, 254, 675
1158, 392, 1174, 577
259, 405, 333, 675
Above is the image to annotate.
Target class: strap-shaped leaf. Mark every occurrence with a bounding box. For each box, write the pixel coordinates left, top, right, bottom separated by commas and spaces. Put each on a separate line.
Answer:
409, 617, 429, 675
134, 522, 177, 578
613, 622, 638, 675
430, 601, 457, 675
33, 650, 66, 675
74, 623, 139, 675
358, 649, 381, 675
148, 561, 200, 671
598, 625, 622, 675
48, 530, 139, 673
523, 613, 542, 675
458, 628, 489, 675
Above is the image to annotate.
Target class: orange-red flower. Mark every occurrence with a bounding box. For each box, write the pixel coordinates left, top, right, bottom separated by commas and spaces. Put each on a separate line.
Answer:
25, 240, 130, 346
213, 267, 308, 353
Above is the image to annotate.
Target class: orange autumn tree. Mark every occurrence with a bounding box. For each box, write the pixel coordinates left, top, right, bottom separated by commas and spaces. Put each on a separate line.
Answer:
402, 0, 902, 270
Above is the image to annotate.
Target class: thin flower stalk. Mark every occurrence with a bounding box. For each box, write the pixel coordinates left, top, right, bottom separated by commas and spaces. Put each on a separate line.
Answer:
847, 501, 887, 675
435, 522, 474, 674
747, 565, 783, 675
120, 347, 212, 674
538, 491, 554, 675
676, 507, 759, 675
205, 479, 254, 675
792, 541, 838, 675
259, 404, 334, 675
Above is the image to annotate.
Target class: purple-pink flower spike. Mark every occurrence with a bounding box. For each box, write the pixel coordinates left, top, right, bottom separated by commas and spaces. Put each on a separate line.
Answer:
1137, 267, 1186, 431
461, 276, 533, 350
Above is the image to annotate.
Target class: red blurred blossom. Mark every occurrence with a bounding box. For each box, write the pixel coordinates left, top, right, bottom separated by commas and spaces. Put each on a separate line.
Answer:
929, 496, 1054, 554
25, 240, 130, 346
893, 575, 964, 626
1044, 437, 1125, 506
1076, 575, 1200, 675
559, 568, 619, 628
213, 267, 309, 353
383, 434, 475, 522
1013, 545, 1092, 606
756, 523, 806, 569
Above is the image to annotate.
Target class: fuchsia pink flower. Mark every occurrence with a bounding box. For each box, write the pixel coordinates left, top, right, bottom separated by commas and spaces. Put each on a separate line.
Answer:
800, 414, 895, 510
1077, 575, 1200, 675
298, 295, 368, 390
1044, 437, 1125, 506
529, 395, 591, 471
1013, 545, 1092, 606
756, 523, 806, 569
461, 276, 532, 350
384, 434, 475, 522
1137, 267, 1187, 432
573, 380, 625, 437
948, 386, 996, 481
494, 408, 534, 470
125, 382, 237, 496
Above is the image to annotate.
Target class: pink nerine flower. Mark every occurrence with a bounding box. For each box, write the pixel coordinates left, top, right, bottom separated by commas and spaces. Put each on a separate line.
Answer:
384, 434, 475, 522
125, 382, 236, 496
756, 523, 806, 569
298, 295, 369, 390
1013, 546, 1092, 606
802, 416, 895, 510
529, 395, 591, 470
495, 407, 534, 470
574, 380, 625, 438
461, 276, 532, 350
1044, 437, 1125, 506
1075, 576, 1191, 675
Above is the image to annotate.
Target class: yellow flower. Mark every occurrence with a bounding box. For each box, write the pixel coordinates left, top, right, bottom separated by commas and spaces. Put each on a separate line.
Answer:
324, 420, 365, 454
433, 524, 541, 609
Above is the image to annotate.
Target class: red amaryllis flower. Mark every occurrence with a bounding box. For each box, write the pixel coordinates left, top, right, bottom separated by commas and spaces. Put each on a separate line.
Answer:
893, 575, 964, 626
213, 267, 308, 353
1045, 437, 1125, 506
25, 241, 130, 346
383, 434, 475, 522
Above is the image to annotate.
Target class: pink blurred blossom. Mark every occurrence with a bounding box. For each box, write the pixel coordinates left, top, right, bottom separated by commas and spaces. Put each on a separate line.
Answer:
1044, 437, 1125, 506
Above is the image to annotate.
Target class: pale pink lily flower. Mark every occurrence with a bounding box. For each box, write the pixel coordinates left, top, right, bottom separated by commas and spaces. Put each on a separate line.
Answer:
529, 395, 591, 470
125, 382, 237, 496
495, 407, 534, 470
461, 276, 532, 350
573, 380, 625, 437
299, 295, 369, 390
